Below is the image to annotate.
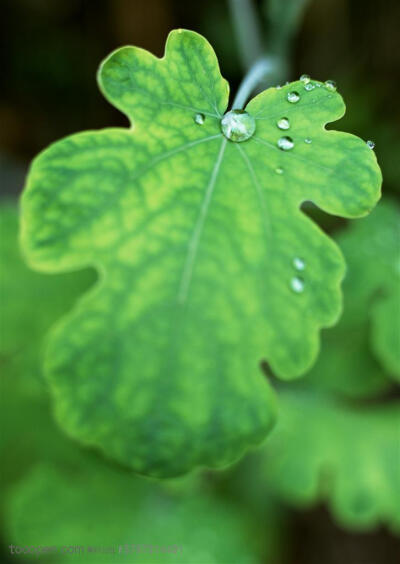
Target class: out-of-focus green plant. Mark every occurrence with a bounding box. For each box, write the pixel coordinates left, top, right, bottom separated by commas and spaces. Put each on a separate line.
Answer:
254, 200, 400, 532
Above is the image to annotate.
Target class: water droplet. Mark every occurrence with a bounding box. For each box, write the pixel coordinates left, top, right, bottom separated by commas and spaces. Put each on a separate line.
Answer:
324, 80, 337, 92
304, 83, 315, 91
293, 257, 306, 271
300, 74, 311, 84
304, 137, 312, 144
275, 167, 284, 174
287, 91, 300, 104
276, 85, 282, 89
366, 140, 375, 149
277, 117, 290, 130
221, 110, 256, 142
194, 113, 205, 125
290, 276, 304, 293
277, 136, 294, 151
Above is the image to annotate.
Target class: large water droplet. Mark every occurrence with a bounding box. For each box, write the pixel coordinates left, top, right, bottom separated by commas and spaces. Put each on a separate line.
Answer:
221, 110, 256, 142
293, 257, 306, 271
366, 140, 375, 149
277, 136, 294, 151
324, 80, 337, 92
304, 137, 312, 144
287, 91, 300, 104
277, 117, 290, 130
275, 167, 284, 175
194, 113, 205, 125
300, 74, 311, 84
304, 83, 315, 91
290, 276, 304, 293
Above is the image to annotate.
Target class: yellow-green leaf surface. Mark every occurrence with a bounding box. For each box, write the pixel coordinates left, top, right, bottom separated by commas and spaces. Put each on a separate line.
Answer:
7, 461, 262, 564
259, 385, 400, 532
20, 30, 381, 476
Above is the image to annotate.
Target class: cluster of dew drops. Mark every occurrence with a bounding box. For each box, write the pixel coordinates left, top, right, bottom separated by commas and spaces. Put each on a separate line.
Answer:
194, 73, 375, 156
193, 74, 375, 294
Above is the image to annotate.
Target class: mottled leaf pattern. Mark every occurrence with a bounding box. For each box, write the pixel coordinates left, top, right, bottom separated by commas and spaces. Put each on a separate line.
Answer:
20, 30, 381, 476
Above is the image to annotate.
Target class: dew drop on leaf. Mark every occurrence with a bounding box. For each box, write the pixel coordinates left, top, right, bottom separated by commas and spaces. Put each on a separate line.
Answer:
304, 83, 315, 91
366, 140, 375, 149
221, 110, 256, 142
277, 117, 290, 130
304, 138, 312, 144
194, 113, 205, 125
275, 167, 284, 174
277, 136, 294, 151
290, 276, 305, 293
300, 74, 311, 84
293, 257, 306, 271
287, 91, 300, 103
324, 80, 337, 92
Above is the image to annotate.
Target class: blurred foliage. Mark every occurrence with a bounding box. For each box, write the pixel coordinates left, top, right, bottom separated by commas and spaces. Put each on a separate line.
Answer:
255, 201, 400, 532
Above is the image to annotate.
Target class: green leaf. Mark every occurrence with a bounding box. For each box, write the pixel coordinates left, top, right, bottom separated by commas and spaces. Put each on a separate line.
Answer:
338, 199, 400, 382
306, 200, 400, 397
6, 461, 262, 564
260, 385, 400, 532
20, 29, 381, 476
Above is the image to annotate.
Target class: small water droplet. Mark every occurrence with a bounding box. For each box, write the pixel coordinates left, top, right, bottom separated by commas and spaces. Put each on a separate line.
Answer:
277, 117, 290, 130
304, 137, 312, 144
300, 74, 311, 84
366, 140, 375, 149
275, 167, 284, 174
293, 257, 306, 271
277, 136, 294, 151
194, 113, 205, 125
287, 91, 300, 104
324, 80, 337, 92
290, 276, 304, 293
276, 84, 282, 89
304, 83, 315, 91
221, 110, 256, 142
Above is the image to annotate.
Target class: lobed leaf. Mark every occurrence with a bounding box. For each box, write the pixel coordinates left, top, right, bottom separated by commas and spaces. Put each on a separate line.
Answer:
259, 385, 400, 532
20, 30, 381, 476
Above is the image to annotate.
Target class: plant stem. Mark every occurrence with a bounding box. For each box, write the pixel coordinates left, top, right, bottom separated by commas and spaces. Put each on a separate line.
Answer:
228, 0, 265, 71
231, 56, 278, 109
228, 0, 281, 109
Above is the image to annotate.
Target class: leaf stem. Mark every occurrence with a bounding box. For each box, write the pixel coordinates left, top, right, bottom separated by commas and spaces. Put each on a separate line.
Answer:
228, 0, 265, 71
231, 56, 278, 109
